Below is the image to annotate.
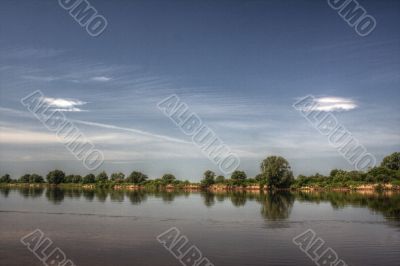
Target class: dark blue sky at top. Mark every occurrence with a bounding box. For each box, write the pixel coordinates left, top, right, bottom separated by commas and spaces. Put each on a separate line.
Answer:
0, 0, 399, 179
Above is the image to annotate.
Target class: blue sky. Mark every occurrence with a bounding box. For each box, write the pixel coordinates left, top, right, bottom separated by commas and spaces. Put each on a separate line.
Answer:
0, 0, 399, 180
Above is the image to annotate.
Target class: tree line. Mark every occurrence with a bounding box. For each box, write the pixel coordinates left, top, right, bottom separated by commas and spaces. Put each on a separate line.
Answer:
293, 152, 400, 188
1, 152, 399, 189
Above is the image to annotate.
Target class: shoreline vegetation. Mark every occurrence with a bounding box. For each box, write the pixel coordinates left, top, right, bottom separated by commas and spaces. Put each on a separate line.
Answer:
1, 153, 399, 192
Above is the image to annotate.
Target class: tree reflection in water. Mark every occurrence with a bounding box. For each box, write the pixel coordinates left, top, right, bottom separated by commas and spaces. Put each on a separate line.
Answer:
0, 187, 10, 198
109, 190, 124, 202
18, 187, 44, 198
295, 191, 400, 221
95, 188, 108, 202
64, 188, 82, 199
83, 189, 95, 201
200, 191, 215, 207
126, 190, 147, 205
2, 187, 399, 222
257, 192, 295, 220
45, 187, 64, 204
229, 192, 247, 207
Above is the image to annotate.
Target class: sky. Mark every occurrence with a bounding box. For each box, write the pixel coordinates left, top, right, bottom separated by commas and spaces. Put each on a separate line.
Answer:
0, 0, 399, 180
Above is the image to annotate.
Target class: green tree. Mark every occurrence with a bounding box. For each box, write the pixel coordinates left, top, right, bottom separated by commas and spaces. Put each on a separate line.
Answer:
162, 174, 176, 184
19, 174, 31, 183
72, 175, 82, 183
82, 174, 95, 184
255, 174, 264, 182
201, 170, 215, 186
367, 167, 394, 183
96, 171, 108, 183
46, 170, 66, 184
127, 171, 148, 184
231, 170, 247, 185
0, 174, 12, 183
65, 175, 74, 183
381, 152, 400, 171
215, 175, 225, 184
260, 156, 294, 189
30, 174, 44, 183
331, 170, 348, 183
110, 172, 125, 183
329, 169, 340, 178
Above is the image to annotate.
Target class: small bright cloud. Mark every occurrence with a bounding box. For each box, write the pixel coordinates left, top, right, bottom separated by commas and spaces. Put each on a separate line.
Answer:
91, 76, 112, 82
42, 97, 86, 112
53, 107, 84, 112
314, 97, 357, 111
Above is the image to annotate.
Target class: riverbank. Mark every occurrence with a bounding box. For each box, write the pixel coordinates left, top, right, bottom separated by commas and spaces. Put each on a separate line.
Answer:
1, 182, 400, 191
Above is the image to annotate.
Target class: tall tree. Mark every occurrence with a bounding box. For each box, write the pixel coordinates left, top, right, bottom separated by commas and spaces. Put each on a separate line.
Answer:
260, 156, 294, 189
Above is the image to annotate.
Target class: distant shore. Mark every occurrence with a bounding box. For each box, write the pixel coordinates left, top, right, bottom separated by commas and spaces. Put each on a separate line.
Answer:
2, 153, 399, 193
2, 182, 399, 191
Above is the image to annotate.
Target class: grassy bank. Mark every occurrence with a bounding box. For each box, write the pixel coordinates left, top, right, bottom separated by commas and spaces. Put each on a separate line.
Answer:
1, 181, 399, 192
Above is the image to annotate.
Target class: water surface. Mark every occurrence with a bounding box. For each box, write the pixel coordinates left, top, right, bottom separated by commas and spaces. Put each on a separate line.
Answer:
0, 188, 399, 266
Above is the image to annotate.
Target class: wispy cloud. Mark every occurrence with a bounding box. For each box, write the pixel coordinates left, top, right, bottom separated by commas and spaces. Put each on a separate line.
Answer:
0, 106, 188, 144
22, 75, 60, 82
42, 97, 87, 112
91, 76, 112, 82
72, 119, 190, 144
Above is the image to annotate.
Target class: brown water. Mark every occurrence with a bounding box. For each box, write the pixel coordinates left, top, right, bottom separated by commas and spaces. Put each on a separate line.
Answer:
0, 188, 399, 266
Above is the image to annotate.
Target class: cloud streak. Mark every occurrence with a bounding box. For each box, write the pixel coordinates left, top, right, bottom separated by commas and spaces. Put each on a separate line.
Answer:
72, 119, 190, 144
